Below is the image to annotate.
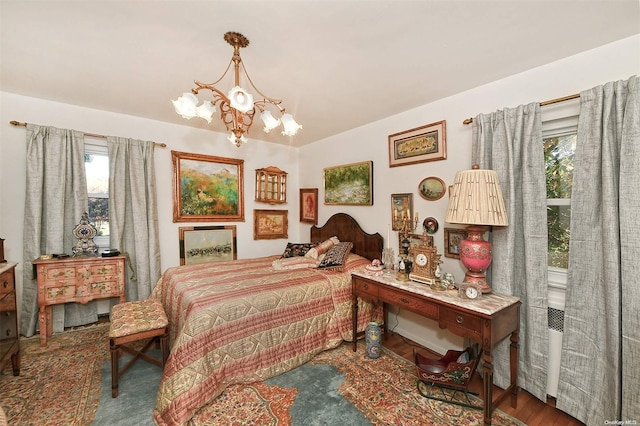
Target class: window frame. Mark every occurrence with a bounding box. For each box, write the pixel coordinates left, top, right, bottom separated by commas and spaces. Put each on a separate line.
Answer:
84, 140, 109, 251
541, 99, 579, 289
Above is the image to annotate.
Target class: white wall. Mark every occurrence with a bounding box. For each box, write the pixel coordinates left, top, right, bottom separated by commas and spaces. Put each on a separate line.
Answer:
298, 35, 640, 353
0, 94, 300, 315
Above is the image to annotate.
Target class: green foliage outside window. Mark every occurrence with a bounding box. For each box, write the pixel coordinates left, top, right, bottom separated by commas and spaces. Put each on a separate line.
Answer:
544, 134, 575, 269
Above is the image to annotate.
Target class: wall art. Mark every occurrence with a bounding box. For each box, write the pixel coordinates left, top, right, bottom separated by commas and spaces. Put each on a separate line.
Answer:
179, 225, 237, 265
254, 209, 288, 240
300, 188, 318, 224
323, 161, 373, 205
172, 151, 244, 222
418, 176, 446, 201
388, 120, 446, 167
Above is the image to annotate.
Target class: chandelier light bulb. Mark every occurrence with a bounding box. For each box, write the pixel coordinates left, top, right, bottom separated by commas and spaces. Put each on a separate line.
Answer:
260, 110, 281, 133
228, 86, 254, 113
280, 113, 302, 136
195, 101, 216, 123
172, 92, 199, 119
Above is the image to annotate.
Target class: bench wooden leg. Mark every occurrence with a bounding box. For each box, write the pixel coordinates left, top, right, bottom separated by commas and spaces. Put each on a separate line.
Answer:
110, 339, 120, 398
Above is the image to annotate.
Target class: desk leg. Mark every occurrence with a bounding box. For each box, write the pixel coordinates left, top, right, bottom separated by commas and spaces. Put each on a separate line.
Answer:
352, 294, 358, 352
482, 349, 494, 426
38, 305, 51, 346
510, 329, 520, 407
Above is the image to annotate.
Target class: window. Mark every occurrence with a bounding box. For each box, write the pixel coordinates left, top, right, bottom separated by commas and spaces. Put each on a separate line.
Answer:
542, 100, 579, 284
85, 141, 109, 250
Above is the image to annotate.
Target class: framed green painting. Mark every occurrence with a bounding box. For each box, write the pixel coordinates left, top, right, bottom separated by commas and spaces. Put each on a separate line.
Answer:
172, 150, 244, 222
323, 160, 373, 206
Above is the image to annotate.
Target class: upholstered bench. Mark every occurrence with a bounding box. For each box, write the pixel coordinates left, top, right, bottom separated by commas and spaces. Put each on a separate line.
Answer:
109, 298, 169, 398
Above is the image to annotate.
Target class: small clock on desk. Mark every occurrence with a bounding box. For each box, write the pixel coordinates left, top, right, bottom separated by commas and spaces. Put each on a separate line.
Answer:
408, 244, 441, 285
459, 282, 482, 300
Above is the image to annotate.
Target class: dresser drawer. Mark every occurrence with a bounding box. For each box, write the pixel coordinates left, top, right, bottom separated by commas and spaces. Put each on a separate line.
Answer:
0, 268, 15, 296
0, 292, 16, 312
39, 265, 77, 280
80, 279, 123, 298
378, 287, 439, 320
353, 277, 379, 298
42, 282, 77, 302
440, 308, 482, 335
0, 311, 18, 340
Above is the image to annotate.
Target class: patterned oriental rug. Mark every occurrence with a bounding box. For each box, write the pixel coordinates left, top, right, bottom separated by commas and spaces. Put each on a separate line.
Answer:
0, 323, 523, 425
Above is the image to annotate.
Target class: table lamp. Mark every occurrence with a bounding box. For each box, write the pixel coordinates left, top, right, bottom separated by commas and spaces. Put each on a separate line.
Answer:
445, 165, 508, 293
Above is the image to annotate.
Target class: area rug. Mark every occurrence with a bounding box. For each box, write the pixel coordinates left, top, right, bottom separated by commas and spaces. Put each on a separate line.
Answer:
0, 323, 110, 425
1, 323, 523, 425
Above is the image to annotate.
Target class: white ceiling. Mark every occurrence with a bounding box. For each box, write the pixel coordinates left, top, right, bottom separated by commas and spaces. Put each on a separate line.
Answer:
1, 1, 638, 147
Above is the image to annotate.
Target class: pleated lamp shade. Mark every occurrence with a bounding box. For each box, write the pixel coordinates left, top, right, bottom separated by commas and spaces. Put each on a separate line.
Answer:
445, 166, 508, 227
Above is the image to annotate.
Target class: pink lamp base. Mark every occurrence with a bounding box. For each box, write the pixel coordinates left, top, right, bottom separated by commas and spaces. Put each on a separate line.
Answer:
459, 225, 493, 293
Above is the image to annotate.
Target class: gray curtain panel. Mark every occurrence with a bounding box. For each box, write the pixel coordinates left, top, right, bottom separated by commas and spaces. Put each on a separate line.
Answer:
21, 124, 97, 336
472, 103, 549, 402
557, 75, 640, 425
107, 137, 161, 301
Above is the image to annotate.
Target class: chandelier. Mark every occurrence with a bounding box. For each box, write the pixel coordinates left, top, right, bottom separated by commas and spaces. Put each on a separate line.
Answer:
172, 31, 302, 147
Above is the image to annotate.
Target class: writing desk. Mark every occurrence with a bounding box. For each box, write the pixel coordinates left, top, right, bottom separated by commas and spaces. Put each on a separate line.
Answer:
351, 271, 521, 426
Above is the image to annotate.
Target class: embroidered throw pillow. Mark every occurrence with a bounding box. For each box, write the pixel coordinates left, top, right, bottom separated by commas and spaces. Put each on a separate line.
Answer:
317, 242, 353, 271
281, 242, 318, 258
304, 236, 340, 259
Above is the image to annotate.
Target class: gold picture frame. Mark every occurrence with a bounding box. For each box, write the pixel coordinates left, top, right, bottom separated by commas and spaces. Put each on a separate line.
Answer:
179, 225, 237, 265
172, 151, 244, 222
444, 227, 467, 259
418, 176, 446, 201
391, 193, 413, 231
254, 209, 288, 240
388, 120, 446, 167
300, 188, 318, 224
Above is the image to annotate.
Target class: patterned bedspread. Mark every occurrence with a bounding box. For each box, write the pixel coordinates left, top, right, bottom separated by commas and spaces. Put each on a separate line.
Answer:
151, 254, 380, 425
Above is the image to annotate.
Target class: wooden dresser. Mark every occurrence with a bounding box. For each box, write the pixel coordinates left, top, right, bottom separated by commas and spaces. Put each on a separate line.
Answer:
33, 255, 126, 346
0, 261, 20, 376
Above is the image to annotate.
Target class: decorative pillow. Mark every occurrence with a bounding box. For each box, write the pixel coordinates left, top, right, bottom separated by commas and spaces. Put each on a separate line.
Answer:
317, 242, 353, 271
272, 256, 320, 270
281, 242, 318, 258
304, 236, 340, 259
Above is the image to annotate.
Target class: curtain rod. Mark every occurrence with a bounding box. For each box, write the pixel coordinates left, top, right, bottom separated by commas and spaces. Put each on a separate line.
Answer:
462, 93, 580, 125
9, 120, 167, 147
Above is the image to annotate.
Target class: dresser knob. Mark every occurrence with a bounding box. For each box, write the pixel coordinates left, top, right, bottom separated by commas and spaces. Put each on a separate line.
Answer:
2, 281, 7, 289
400, 297, 409, 304
363, 283, 369, 290
456, 315, 464, 324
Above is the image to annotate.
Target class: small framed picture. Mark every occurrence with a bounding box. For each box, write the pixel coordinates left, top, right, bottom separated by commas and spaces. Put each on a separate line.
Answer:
418, 176, 446, 201
179, 226, 237, 265
388, 120, 446, 167
444, 227, 468, 259
254, 209, 288, 240
300, 188, 318, 224
391, 193, 413, 231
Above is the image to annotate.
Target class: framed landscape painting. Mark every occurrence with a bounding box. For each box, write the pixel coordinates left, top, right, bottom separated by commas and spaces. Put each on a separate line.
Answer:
172, 151, 244, 222
179, 226, 237, 265
323, 161, 373, 206
254, 209, 288, 240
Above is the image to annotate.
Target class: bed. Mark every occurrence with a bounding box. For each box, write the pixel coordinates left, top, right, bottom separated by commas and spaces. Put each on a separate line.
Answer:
152, 213, 384, 425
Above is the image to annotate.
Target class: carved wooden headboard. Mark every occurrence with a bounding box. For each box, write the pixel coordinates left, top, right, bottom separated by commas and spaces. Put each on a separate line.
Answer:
310, 213, 383, 261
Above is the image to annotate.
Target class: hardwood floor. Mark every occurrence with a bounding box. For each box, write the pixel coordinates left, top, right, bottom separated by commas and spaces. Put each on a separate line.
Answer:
382, 331, 584, 426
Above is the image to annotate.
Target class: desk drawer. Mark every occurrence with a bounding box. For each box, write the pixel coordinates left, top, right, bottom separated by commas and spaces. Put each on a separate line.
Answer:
42, 282, 77, 302
440, 309, 482, 334
353, 277, 379, 298
378, 287, 439, 319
